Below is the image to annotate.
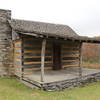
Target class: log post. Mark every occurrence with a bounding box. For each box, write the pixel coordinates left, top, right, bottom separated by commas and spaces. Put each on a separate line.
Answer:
21, 38, 24, 80
41, 39, 46, 82
79, 43, 83, 77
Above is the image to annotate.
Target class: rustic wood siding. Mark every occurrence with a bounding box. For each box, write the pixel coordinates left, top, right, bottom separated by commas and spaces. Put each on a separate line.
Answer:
23, 37, 53, 74
61, 41, 80, 68
14, 35, 80, 76
14, 40, 22, 77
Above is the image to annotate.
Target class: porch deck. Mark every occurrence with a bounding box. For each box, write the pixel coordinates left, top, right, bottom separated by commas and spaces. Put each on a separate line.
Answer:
23, 67, 100, 83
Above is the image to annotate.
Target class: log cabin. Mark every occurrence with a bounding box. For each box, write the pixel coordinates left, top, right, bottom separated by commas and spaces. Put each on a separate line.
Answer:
0, 9, 100, 91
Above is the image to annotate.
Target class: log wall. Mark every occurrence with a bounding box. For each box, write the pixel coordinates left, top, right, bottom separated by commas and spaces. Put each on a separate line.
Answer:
62, 41, 80, 68
23, 37, 53, 74
14, 35, 81, 76
14, 40, 22, 77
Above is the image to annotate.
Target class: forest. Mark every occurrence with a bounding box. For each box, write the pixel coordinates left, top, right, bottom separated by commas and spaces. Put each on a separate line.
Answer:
82, 36, 100, 69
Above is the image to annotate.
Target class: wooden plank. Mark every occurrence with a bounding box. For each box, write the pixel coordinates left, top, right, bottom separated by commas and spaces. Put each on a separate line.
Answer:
14, 52, 21, 55
14, 47, 21, 50
24, 55, 52, 58
15, 41, 21, 44
62, 60, 79, 64
24, 50, 51, 53
15, 56, 21, 59
24, 50, 41, 53
14, 65, 22, 68
62, 62, 79, 65
62, 59, 79, 62
14, 58, 21, 61
62, 55, 79, 57
15, 62, 21, 65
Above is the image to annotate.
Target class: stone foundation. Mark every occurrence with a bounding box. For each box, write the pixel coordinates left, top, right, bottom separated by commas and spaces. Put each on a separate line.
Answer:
0, 9, 13, 77
42, 72, 100, 91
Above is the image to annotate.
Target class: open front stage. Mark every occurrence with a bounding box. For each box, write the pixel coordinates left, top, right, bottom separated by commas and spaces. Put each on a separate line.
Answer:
22, 67, 100, 91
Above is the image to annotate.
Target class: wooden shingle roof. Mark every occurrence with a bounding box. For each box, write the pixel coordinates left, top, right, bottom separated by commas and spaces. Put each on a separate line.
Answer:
9, 19, 78, 38
9, 19, 100, 43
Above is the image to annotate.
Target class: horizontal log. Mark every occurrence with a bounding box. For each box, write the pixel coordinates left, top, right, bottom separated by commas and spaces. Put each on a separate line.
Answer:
14, 50, 21, 53
14, 56, 21, 59
15, 41, 21, 44
62, 50, 79, 52
15, 61, 22, 65
14, 45, 21, 48
63, 64, 79, 67
23, 44, 41, 47
24, 57, 52, 62
62, 52, 79, 55
24, 50, 51, 53
14, 47, 21, 50
24, 55, 52, 58
24, 50, 41, 53
14, 58, 21, 61
62, 55, 79, 57
62, 59, 79, 62
14, 52, 21, 55
24, 52, 52, 56
24, 61, 52, 65
14, 65, 22, 68
15, 42, 21, 45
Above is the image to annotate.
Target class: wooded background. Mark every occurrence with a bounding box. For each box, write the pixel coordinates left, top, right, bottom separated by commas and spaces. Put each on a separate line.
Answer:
82, 37, 100, 69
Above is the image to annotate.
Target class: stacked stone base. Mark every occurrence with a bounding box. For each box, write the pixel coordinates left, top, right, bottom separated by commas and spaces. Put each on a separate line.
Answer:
42, 72, 100, 91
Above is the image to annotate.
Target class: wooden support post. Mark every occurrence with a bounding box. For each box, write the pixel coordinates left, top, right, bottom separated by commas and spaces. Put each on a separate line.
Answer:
79, 43, 83, 77
41, 39, 46, 82
21, 38, 24, 80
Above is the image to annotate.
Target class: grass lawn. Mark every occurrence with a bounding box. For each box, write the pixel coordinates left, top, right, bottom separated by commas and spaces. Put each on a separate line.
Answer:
0, 78, 100, 100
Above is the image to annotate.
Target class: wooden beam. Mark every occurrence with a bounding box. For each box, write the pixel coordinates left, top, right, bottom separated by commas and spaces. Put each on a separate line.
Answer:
41, 39, 46, 82
21, 38, 24, 79
79, 43, 83, 77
